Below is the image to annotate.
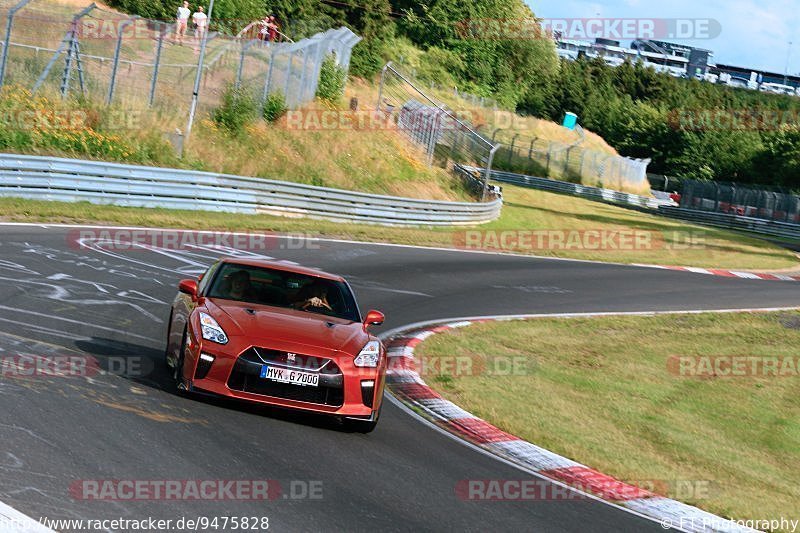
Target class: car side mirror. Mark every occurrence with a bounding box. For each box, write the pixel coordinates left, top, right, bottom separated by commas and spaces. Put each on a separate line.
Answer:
363, 310, 384, 331
178, 279, 198, 301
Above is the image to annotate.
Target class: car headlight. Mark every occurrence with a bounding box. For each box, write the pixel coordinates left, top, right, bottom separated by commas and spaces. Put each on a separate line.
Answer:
199, 312, 228, 345
354, 340, 381, 368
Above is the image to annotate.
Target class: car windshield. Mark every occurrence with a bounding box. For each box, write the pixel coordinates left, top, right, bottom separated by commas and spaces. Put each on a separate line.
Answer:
206, 263, 361, 322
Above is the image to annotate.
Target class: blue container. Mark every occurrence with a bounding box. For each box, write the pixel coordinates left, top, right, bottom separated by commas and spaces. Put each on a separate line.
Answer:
562, 112, 578, 130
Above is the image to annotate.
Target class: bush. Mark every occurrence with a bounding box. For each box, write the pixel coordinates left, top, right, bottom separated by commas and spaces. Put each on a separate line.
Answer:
263, 92, 287, 123
316, 54, 346, 102
416, 47, 463, 87
349, 39, 387, 78
212, 85, 258, 134
0, 86, 176, 164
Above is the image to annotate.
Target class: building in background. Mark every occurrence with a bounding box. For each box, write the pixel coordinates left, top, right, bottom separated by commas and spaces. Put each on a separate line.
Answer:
554, 34, 800, 96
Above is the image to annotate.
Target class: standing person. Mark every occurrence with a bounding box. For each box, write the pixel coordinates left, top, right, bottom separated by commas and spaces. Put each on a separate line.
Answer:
192, 5, 208, 41
267, 15, 278, 42
175, 1, 190, 44
257, 15, 270, 42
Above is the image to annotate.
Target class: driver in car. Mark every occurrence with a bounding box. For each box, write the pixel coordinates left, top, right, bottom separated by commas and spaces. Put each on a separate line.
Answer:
293, 282, 333, 312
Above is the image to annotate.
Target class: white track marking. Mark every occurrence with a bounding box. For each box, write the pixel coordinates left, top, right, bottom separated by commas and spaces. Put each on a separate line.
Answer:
3, 222, 794, 277
0, 304, 154, 342
0, 501, 54, 532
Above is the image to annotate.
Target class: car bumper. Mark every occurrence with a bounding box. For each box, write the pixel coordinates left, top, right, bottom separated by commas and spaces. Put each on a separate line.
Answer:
183, 337, 385, 418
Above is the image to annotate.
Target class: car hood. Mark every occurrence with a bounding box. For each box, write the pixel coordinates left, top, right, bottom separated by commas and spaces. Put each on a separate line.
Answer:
205, 299, 367, 354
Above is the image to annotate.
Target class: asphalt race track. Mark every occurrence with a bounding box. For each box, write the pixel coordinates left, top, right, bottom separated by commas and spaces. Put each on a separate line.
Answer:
1, 223, 799, 532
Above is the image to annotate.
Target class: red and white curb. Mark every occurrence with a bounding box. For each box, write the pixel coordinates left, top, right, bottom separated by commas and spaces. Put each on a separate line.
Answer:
384, 318, 760, 533
636, 265, 800, 282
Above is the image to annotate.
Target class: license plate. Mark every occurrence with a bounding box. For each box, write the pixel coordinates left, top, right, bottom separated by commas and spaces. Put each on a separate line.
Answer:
260, 365, 319, 387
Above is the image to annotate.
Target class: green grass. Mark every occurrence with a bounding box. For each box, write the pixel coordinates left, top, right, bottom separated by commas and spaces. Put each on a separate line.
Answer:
415, 312, 800, 528
0, 182, 797, 270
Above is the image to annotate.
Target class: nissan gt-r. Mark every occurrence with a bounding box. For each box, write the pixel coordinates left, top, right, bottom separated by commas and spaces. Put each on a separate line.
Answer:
165, 258, 387, 432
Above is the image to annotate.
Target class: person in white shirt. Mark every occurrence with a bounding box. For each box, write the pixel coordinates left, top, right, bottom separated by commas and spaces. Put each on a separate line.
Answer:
192, 6, 208, 40
175, 1, 190, 44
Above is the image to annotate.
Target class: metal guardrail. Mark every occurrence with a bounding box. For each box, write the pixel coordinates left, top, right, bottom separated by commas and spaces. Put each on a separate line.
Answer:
463, 166, 669, 210
0, 154, 502, 226
657, 206, 800, 241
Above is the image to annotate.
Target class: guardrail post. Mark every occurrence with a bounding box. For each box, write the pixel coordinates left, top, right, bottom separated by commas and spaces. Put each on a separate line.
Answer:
0, 0, 33, 89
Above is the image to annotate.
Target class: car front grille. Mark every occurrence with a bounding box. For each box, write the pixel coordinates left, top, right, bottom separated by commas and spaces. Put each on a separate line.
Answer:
227, 348, 344, 407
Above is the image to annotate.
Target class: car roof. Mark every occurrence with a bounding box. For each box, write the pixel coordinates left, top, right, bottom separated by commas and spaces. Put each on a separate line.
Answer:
218, 257, 345, 282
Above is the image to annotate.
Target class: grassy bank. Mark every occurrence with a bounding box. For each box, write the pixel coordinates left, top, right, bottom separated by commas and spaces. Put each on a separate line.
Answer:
0, 182, 797, 271
0, 86, 467, 201
415, 312, 800, 527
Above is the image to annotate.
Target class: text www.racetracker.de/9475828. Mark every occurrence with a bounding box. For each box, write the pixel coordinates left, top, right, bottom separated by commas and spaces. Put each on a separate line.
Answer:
5, 516, 271, 532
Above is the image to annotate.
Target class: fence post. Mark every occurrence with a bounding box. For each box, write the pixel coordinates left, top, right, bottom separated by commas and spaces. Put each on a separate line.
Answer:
564, 145, 573, 176
449, 125, 462, 163
107, 16, 137, 104
508, 133, 519, 166
261, 46, 277, 103
298, 47, 310, 105
482, 144, 498, 201
426, 113, 438, 166
0, 0, 33, 89
283, 49, 296, 107
183, 0, 215, 155
376, 61, 391, 110
149, 24, 167, 106
60, 28, 78, 98
234, 40, 248, 89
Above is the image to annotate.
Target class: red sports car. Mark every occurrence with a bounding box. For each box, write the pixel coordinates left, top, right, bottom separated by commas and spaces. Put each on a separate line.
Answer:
165, 258, 387, 432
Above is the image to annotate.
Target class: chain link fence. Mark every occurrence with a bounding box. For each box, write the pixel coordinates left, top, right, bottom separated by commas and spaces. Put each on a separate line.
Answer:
680, 179, 800, 224
390, 60, 501, 111
376, 61, 499, 200
485, 126, 652, 195
0, 0, 360, 141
